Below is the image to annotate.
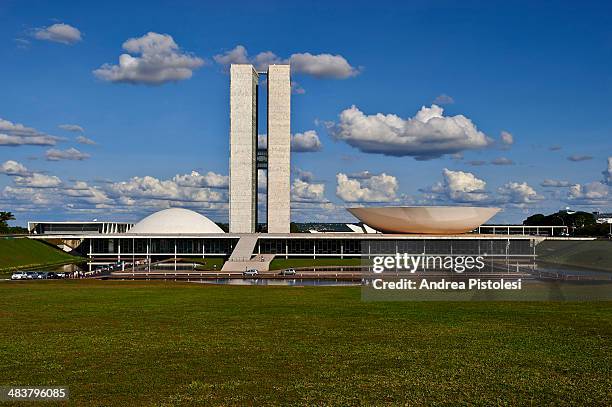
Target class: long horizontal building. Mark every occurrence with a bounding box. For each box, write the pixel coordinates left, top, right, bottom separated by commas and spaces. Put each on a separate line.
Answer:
27, 208, 546, 272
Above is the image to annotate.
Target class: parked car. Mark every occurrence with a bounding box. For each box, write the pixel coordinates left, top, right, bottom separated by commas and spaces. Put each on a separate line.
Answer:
11, 272, 28, 280
55, 272, 66, 279
44, 272, 59, 279
26, 272, 39, 279
279, 268, 296, 276
243, 269, 259, 277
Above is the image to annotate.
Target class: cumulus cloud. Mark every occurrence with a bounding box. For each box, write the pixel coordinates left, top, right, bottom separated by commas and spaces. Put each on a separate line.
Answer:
567, 154, 593, 162
603, 157, 612, 185
336, 172, 398, 202
433, 94, 454, 105
33, 23, 81, 45
45, 147, 90, 161
500, 131, 514, 148
64, 181, 112, 205
213, 45, 359, 79
291, 179, 326, 202
541, 179, 571, 187
568, 181, 609, 205
491, 157, 515, 165
76, 135, 96, 145
329, 104, 492, 160
106, 175, 226, 203
291, 130, 322, 152
0, 160, 29, 176
59, 124, 84, 132
172, 170, 229, 188
497, 182, 542, 205
0, 118, 59, 146
422, 168, 543, 207
439, 168, 488, 202
14, 173, 61, 188
94, 32, 205, 85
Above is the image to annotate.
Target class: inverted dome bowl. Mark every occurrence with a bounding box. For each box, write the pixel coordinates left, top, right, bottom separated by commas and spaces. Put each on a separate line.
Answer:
347, 206, 500, 235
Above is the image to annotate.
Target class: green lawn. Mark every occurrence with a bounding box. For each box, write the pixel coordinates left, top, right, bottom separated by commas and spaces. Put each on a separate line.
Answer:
537, 240, 612, 271
0, 238, 81, 273
0, 281, 610, 405
269, 257, 363, 270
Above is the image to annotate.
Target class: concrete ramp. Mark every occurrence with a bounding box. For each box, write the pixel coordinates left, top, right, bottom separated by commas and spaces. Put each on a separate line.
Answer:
222, 236, 275, 272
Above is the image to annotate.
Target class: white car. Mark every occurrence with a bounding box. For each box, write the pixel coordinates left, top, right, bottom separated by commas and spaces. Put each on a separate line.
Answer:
11, 272, 28, 280
243, 269, 259, 277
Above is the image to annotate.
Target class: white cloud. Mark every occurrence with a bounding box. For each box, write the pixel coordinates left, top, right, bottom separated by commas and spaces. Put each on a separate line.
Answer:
541, 179, 570, 187
14, 173, 61, 188
2, 186, 53, 205
33, 23, 81, 45
59, 124, 84, 132
289, 53, 359, 79
172, 170, 229, 188
336, 172, 398, 202
0, 160, 29, 176
106, 175, 226, 203
433, 94, 454, 105
568, 154, 593, 162
500, 131, 514, 146
497, 182, 542, 205
45, 147, 90, 161
213, 45, 359, 79
329, 104, 492, 160
64, 181, 112, 205
0, 118, 59, 146
491, 157, 515, 165
440, 168, 488, 202
568, 182, 609, 205
291, 179, 326, 202
603, 157, 612, 185
291, 130, 322, 152
94, 32, 205, 85
76, 135, 96, 145
213, 44, 249, 66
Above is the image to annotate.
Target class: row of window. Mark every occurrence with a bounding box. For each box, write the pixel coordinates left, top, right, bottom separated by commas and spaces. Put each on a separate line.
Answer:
87, 238, 534, 256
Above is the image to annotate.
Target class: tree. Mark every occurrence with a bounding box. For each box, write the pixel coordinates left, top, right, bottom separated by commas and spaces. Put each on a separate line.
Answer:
0, 211, 16, 232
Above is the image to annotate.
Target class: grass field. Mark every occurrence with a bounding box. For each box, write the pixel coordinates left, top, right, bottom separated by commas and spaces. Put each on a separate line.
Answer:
0, 281, 610, 405
537, 240, 612, 271
0, 238, 81, 273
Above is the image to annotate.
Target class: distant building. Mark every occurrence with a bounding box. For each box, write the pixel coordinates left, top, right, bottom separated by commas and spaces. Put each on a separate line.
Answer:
28, 220, 133, 235
594, 212, 612, 224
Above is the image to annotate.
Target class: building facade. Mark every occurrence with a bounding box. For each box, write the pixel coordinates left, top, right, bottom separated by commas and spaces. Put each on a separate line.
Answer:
229, 63, 291, 233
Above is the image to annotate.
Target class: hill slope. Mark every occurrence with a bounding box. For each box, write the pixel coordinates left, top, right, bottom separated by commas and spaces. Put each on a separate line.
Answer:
0, 238, 81, 272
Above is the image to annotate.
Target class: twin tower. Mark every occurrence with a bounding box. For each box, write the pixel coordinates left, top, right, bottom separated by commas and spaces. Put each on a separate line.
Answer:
229, 64, 291, 233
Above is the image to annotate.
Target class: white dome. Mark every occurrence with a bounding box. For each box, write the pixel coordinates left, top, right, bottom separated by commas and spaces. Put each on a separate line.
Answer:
127, 208, 224, 234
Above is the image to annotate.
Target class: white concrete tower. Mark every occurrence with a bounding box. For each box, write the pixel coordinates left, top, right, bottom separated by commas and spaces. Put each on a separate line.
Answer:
229, 65, 258, 233
266, 64, 291, 233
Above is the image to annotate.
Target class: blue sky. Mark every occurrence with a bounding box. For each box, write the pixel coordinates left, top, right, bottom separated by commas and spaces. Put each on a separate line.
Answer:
1, 0, 611, 225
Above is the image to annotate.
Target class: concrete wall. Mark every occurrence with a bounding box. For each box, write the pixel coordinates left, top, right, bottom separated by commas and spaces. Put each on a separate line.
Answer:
266, 65, 291, 233
229, 65, 258, 233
